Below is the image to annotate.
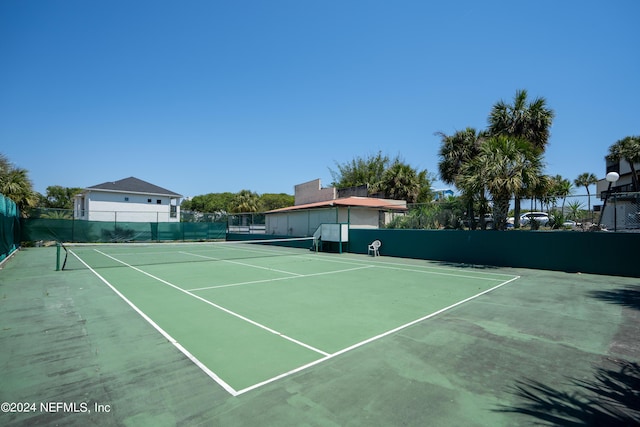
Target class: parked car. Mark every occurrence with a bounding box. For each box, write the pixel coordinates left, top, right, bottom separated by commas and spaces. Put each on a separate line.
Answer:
520, 212, 550, 226
463, 213, 494, 229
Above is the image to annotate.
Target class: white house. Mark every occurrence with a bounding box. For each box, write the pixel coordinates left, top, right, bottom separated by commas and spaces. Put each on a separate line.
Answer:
74, 177, 182, 222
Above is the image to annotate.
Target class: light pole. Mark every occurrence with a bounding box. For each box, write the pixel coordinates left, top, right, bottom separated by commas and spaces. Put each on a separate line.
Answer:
598, 172, 620, 229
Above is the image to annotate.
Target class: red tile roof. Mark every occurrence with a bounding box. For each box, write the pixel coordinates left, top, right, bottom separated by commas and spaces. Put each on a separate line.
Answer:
266, 196, 407, 213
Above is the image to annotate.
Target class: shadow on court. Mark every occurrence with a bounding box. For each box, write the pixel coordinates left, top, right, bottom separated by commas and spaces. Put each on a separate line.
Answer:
495, 358, 640, 426
434, 261, 502, 270
589, 285, 640, 311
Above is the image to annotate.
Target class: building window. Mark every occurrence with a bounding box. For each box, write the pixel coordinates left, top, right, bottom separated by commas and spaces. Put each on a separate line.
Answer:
148, 199, 152, 203
157, 199, 162, 204
124, 197, 129, 202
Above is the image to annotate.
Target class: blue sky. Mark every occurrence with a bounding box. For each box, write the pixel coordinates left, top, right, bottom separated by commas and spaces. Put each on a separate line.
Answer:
1, 1, 638, 199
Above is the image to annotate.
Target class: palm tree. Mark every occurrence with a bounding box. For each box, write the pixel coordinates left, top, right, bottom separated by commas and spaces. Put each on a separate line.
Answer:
229, 189, 260, 213
488, 89, 555, 152
458, 136, 543, 230
0, 154, 38, 215
436, 128, 487, 229
606, 135, 640, 191
488, 89, 554, 227
574, 172, 598, 221
375, 161, 428, 203
566, 200, 585, 222
551, 174, 572, 213
437, 128, 485, 184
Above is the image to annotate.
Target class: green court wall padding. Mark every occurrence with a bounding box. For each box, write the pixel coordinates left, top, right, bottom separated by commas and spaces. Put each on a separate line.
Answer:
349, 228, 640, 277
21, 218, 227, 243
0, 194, 20, 262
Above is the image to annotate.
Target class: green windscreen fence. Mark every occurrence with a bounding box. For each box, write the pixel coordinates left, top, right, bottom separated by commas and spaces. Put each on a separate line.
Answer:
21, 218, 227, 243
0, 194, 20, 262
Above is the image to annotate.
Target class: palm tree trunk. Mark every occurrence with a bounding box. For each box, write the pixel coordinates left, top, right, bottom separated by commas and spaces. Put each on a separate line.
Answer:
493, 197, 510, 230
514, 197, 521, 228
629, 162, 640, 191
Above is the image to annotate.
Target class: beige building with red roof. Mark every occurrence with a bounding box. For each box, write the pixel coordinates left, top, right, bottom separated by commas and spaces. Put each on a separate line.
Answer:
265, 179, 407, 236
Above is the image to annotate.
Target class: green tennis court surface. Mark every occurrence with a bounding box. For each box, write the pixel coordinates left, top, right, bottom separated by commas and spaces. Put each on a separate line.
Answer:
63, 241, 520, 395
1, 244, 638, 426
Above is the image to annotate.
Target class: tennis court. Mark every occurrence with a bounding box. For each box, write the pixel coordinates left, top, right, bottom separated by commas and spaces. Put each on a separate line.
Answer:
62, 239, 520, 396
1, 241, 638, 426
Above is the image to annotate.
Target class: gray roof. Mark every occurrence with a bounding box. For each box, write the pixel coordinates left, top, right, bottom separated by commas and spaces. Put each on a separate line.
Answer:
87, 177, 182, 197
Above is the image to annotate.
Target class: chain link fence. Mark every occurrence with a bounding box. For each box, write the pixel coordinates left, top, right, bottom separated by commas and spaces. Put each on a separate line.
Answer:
601, 192, 640, 231
385, 193, 640, 231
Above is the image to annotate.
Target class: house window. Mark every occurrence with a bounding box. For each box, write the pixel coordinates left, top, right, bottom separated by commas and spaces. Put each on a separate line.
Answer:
148, 199, 152, 203
124, 197, 129, 202
157, 199, 162, 204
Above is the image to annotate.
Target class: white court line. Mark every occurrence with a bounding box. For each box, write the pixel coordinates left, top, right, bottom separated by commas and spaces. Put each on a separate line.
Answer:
77, 247, 521, 397
369, 264, 507, 281
93, 249, 331, 359
234, 274, 521, 396
283, 251, 519, 280
290, 254, 510, 282
69, 250, 240, 397
187, 265, 374, 292
180, 251, 303, 277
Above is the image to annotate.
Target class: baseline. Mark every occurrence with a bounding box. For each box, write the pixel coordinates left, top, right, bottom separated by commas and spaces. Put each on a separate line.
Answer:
235, 274, 521, 395
69, 249, 239, 396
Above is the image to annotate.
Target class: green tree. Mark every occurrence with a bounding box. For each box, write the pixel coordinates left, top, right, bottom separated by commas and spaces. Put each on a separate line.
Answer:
44, 185, 83, 209
259, 193, 294, 211
488, 89, 554, 227
437, 128, 487, 229
488, 89, 555, 152
550, 175, 572, 212
458, 136, 543, 230
374, 161, 431, 203
184, 192, 235, 213
229, 189, 260, 213
0, 154, 38, 215
331, 152, 431, 202
329, 151, 394, 191
566, 200, 585, 222
573, 172, 598, 220
606, 135, 640, 190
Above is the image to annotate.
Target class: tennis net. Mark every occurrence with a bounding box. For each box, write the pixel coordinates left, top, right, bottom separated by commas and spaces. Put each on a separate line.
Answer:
59, 237, 315, 271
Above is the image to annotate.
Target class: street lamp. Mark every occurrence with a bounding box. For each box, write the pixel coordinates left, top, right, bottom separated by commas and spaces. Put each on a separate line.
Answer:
606, 171, 620, 184
597, 172, 620, 229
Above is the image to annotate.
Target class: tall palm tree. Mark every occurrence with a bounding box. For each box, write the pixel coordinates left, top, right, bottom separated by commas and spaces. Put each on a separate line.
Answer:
436, 128, 485, 184
488, 89, 555, 152
574, 172, 598, 220
436, 128, 487, 228
458, 136, 543, 230
488, 89, 554, 227
606, 135, 640, 191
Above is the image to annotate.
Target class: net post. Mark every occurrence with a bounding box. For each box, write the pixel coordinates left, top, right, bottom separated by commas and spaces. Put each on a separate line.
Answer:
56, 243, 61, 271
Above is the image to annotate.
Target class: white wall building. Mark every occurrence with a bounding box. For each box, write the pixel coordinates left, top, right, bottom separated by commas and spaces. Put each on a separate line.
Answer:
265, 179, 407, 236
74, 177, 182, 222
596, 158, 640, 230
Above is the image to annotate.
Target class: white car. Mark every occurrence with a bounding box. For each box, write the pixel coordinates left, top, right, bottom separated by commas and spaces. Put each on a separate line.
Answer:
520, 212, 550, 226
